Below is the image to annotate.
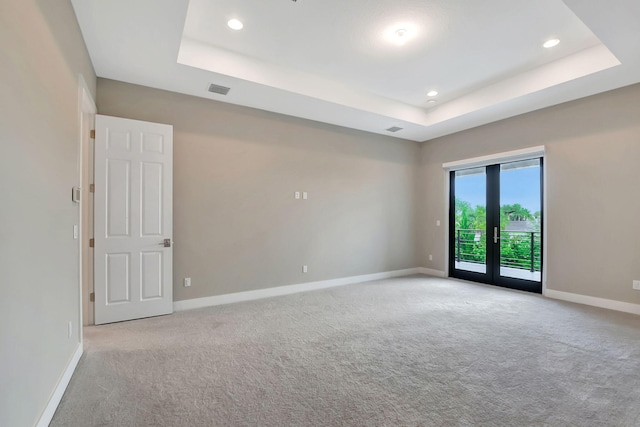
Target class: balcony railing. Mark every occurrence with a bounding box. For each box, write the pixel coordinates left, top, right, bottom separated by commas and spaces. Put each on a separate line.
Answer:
454, 229, 541, 272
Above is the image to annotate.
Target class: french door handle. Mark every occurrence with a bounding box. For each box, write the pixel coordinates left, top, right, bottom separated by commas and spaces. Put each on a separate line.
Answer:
493, 227, 499, 244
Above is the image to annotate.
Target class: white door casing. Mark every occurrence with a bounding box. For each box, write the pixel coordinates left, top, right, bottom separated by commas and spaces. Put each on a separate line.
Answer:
78, 76, 96, 329
94, 115, 173, 325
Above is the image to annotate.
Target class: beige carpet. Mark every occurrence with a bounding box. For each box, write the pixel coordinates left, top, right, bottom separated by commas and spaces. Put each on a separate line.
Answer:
52, 275, 640, 426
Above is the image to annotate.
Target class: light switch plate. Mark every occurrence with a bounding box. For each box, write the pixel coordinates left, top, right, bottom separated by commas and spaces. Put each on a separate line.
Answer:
633, 280, 640, 290
71, 186, 81, 203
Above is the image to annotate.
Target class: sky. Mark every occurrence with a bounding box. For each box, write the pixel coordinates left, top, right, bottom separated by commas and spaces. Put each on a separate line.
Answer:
456, 167, 541, 213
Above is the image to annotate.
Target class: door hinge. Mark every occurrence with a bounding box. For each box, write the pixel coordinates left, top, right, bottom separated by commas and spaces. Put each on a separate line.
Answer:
90, 129, 95, 139
89, 238, 94, 248
89, 184, 95, 193
89, 292, 95, 302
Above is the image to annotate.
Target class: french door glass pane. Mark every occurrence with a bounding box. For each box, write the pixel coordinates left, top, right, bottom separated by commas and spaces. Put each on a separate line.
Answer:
499, 159, 541, 282
453, 167, 486, 274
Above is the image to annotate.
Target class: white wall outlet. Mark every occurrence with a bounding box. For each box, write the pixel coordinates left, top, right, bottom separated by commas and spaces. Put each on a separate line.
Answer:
302, 265, 308, 273
68, 321, 73, 339
302, 192, 308, 200
294, 191, 301, 199
429, 254, 433, 261
184, 277, 191, 287
633, 280, 640, 291
73, 224, 79, 239
436, 220, 441, 227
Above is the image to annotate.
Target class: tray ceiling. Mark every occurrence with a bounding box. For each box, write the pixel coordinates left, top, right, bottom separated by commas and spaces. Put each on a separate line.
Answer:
72, 0, 640, 141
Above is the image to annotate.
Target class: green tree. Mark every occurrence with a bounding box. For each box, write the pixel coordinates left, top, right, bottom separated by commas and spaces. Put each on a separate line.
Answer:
499, 204, 540, 271
454, 199, 486, 263
454, 199, 541, 271
501, 203, 533, 222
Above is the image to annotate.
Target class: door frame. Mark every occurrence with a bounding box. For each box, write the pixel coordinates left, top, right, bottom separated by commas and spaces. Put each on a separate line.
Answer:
77, 75, 97, 331
442, 146, 547, 294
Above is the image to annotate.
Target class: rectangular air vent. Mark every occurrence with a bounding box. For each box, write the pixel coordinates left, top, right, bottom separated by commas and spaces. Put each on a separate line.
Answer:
386, 126, 403, 133
208, 83, 231, 95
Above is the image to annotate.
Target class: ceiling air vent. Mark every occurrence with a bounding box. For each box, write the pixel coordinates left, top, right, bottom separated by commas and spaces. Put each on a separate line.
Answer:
208, 83, 231, 95
386, 126, 403, 133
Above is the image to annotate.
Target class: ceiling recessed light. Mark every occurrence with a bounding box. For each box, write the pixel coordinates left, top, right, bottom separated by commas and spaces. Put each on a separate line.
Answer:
427, 99, 437, 104
427, 90, 438, 97
227, 19, 244, 30
384, 23, 416, 46
395, 28, 408, 45
543, 38, 560, 48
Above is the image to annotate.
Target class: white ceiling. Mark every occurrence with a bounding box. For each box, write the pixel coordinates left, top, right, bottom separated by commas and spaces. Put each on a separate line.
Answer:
71, 0, 640, 142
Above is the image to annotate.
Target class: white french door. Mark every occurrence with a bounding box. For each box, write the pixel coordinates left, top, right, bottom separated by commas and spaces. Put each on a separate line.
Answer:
94, 115, 173, 324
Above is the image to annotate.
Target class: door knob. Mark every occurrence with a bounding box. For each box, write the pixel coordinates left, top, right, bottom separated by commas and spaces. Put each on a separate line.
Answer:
162, 239, 174, 247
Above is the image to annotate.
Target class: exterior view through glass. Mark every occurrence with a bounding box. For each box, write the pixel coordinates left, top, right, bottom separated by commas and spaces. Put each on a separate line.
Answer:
453, 167, 487, 274
499, 159, 542, 281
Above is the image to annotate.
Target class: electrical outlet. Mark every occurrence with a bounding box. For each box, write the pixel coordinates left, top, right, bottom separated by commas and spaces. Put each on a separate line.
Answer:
294, 192, 301, 199
68, 321, 73, 339
429, 254, 433, 261
633, 280, 640, 291
436, 220, 441, 227
302, 265, 308, 273
184, 277, 191, 287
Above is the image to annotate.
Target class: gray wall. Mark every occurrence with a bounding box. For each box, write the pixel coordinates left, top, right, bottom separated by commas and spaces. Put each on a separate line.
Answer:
418, 83, 640, 304
3, 3, 639, 422
0, 1, 96, 426
96, 79, 420, 301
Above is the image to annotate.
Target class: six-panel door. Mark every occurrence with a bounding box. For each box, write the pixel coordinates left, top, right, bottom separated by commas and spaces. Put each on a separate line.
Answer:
94, 115, 173, 324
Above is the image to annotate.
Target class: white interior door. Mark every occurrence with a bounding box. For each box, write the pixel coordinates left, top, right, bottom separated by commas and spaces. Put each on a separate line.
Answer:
94, 115, 173, 325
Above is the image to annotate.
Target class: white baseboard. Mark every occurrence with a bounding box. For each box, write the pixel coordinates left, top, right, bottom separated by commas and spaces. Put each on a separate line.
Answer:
418, 267, 446, 277
36, 343, 83, 427
174, 268, 424, 312
544, 289, 640, 316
